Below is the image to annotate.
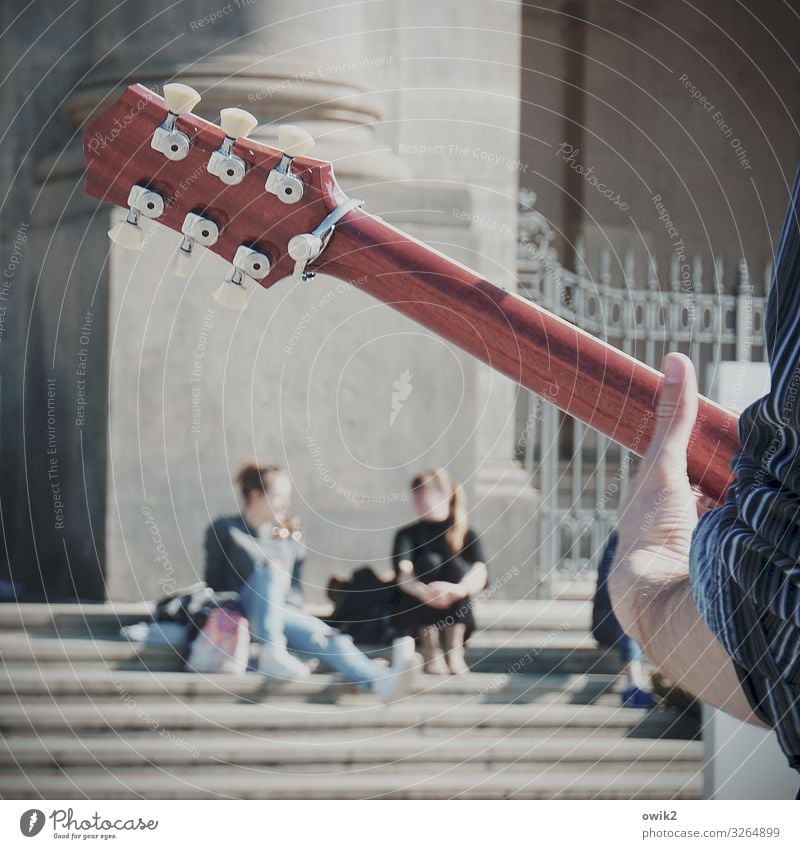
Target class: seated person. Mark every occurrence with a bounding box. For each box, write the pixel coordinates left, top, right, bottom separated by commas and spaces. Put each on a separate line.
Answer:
391, 468, 488, 674
204, 459, 414, 701
591, 530, 656, 708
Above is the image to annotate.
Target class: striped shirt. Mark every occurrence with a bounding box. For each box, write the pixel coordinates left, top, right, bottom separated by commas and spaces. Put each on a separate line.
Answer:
689, 166, 800, 777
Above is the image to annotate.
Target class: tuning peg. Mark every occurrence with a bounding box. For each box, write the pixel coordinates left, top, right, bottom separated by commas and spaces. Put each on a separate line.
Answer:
163, 83, 202, 115
151, 83, 201, 161
287, 233, 323, 281
278, 125, 315, 158
212, 245, 271, 310
108, 218, 144, 250
212, 278, 250, 310
207, 107, 258, 186
108, 185, 164, 250
171, 212, 220, 277
265, 125, 314, 205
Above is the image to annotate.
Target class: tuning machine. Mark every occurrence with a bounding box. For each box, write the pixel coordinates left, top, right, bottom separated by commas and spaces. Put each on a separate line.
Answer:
265, 125, 315, 205
285, 198, 364, 281
207, 108, 258, 186
171, 213, 220, 277
107, 185, 165, 250
212, 245, 271, 310
151, 83, 201, 161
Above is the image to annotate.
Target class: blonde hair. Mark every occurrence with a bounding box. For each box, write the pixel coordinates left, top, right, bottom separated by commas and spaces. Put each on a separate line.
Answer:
411, 467, 468, 554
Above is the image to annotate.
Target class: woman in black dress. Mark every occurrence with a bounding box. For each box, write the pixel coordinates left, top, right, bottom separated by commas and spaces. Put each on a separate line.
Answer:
391, 468, 488, 674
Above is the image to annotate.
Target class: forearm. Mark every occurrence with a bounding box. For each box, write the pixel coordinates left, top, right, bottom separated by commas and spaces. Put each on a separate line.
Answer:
609, 558, 767, 727
396, 560, 427, 600
457, 562, 488, 597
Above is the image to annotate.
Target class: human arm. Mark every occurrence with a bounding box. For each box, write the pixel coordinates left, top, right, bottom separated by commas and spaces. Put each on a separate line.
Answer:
608, 353, 766, 725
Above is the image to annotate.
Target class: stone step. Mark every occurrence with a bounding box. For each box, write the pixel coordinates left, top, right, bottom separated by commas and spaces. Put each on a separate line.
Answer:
0, 632, 620, 675
0, 699, 695, 738
0, 764, 701, 799
0, 730, 701, 769
0, 668, 620, 705
0, 598, 594, 635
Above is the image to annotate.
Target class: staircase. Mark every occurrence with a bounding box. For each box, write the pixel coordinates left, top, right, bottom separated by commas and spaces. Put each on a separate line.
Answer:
0, 595, 702, 799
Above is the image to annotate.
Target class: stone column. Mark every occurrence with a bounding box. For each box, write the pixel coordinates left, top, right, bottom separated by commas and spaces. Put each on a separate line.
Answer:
29, 0, 533, 602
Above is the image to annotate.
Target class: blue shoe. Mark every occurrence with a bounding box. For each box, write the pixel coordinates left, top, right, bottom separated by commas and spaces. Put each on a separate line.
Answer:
621, 685, 656, 709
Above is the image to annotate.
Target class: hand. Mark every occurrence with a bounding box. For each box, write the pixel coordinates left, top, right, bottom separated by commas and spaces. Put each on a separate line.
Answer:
608, 352, 764, 724
424, 581, 464, 609
614, 352, 702, 609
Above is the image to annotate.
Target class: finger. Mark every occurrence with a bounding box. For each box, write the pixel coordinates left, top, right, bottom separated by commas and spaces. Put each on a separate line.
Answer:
643, 352, 699, 471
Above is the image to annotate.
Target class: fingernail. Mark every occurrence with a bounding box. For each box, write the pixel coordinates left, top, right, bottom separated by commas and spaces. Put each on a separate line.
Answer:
663, 355, 683, 385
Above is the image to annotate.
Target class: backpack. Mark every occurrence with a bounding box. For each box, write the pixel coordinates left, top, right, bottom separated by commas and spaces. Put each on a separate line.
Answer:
324, 566, 398, 645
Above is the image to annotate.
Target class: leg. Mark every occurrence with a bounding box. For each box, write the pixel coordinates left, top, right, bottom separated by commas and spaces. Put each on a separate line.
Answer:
441, 623, 469, 674
238, 563, 291, 647
281, 606, 380, 692
418, 625, 448, 674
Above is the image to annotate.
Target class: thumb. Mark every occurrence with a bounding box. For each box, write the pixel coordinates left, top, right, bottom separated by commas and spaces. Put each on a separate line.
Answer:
643, 352, 699, 471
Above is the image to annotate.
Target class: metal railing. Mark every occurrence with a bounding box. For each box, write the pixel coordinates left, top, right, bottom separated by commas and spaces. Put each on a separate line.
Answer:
515, 190, 768, 596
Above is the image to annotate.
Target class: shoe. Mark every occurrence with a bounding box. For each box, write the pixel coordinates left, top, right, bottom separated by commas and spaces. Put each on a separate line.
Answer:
621, 685, 656, 709
373, 636, 416, 703
257, 642, 311, 682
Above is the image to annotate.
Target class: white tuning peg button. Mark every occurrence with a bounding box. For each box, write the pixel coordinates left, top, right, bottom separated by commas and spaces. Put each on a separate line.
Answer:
278, 125, 315, 158
212, 279, 250, 310
288, 233, 323, 280
163, 83, 201, 116
265, 125, 314, 205
152, 83, 201, 161
208, 108, 258, 186
219, 108, 258, 141
107, 185, 164, 250
108, 218, 144, 250
172, 248, 193, 278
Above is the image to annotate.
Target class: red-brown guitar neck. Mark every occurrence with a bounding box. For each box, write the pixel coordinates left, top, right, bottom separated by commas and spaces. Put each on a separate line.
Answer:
321, 206, 740, 504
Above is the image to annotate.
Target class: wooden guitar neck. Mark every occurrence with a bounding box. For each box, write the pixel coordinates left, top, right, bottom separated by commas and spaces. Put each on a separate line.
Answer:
321, 206, 740, 503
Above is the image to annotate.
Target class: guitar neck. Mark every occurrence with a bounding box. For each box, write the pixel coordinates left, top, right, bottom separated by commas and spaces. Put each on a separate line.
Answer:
321, 205, 739, 503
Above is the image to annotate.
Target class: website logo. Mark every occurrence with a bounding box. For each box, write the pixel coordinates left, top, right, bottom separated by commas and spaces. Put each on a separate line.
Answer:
19, 809, 46, 837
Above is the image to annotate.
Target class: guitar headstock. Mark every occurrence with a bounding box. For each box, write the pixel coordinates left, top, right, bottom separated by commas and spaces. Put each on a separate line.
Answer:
83, 83, 350, 308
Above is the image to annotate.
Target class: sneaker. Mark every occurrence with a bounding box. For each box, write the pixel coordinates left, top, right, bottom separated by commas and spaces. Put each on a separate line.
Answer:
621, 685, 656, 709
257, 643, 311, 682
373, 636, 416, 704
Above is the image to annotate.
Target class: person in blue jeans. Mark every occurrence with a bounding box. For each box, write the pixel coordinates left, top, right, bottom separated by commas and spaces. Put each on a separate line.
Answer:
592, 531, 656, 709
204, 460, 414, 702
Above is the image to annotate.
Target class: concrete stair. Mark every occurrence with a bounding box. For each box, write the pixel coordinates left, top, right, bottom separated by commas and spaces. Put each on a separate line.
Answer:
0, 597, 702, 799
